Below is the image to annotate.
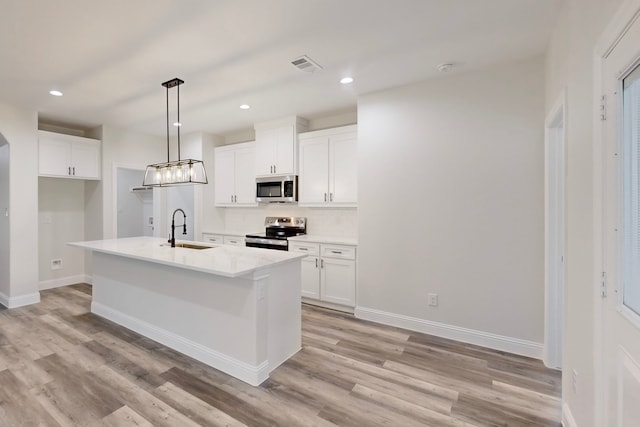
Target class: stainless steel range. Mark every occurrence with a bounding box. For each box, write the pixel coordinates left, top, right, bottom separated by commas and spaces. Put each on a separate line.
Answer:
245, 217, 306, 251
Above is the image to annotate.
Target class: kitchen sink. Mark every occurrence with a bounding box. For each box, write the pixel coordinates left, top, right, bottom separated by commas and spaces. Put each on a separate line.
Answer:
161, 243, 217, 250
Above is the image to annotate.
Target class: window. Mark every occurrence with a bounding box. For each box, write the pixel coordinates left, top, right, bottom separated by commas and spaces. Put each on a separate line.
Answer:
622, 63, 640, 316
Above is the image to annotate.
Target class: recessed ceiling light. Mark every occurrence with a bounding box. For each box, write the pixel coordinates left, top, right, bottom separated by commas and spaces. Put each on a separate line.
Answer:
240, 104, 250, 110
340, 77, 354, 84
49, 90, 63, 96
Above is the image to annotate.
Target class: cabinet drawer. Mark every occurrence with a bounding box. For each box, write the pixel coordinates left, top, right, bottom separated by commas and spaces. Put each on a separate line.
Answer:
202, 234, 223, 244
289, 242, 320, 256
321, 244, 356, 260
223, 236, 245, 246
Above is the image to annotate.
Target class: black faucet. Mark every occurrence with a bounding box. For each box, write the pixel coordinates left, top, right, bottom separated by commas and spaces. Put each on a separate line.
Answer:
169, 208, 187, 248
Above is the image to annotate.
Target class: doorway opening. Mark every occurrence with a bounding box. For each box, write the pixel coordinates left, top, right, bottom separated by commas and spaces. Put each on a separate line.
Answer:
544, 94, 566, 370
116, 167, 154, 238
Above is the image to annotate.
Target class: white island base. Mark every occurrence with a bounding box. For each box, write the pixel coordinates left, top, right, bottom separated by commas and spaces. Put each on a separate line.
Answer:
86, 245, 302, 386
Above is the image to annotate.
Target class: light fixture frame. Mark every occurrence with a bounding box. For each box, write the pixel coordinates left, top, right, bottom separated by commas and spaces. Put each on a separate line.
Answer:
143, 78, 208, 187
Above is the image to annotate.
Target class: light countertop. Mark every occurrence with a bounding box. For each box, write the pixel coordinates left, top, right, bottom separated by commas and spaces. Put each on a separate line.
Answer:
288, 235, 358, 246
69, 237, 305, 278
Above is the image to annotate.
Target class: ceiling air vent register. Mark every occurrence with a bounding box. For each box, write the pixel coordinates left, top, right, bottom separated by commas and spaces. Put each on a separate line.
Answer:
291, 55, 323, 73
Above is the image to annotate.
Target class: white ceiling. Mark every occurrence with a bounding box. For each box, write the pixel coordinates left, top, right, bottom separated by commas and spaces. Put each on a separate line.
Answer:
0, 0, 562, 137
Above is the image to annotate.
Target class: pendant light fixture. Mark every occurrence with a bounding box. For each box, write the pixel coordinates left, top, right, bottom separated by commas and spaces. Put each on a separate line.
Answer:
142, 78, 207, 187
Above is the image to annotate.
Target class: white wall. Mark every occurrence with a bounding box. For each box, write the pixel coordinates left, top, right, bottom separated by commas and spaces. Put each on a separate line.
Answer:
545, 0, 624, 425
357, 57, 545, 349
0, 103, 39, 306
38, 177, 86, 287
0, 142, 9, 299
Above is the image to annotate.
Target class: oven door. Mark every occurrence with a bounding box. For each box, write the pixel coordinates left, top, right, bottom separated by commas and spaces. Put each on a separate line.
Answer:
245, 236, 289, 251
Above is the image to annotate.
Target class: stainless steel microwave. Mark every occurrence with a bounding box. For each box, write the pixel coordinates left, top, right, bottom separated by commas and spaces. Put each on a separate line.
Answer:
256, 175, 298, 203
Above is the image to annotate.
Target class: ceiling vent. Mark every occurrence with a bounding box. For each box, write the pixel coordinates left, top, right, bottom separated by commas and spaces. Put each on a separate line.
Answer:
291, 55, 323, 73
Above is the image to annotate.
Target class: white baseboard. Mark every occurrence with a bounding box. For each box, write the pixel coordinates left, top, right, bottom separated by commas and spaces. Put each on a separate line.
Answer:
355, 306, 544, 359
562, 402, 577, 427
92, 302, 269, 386
0, 291, 41, 309
39, 274, 90, 290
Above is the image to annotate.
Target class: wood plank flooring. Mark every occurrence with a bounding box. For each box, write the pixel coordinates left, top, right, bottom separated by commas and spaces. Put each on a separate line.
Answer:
0, 284, 562, 426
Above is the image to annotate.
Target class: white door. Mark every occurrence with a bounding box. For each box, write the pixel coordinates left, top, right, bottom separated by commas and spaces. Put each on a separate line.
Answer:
71, 141, 100, 179
601, 11, 640, 426
255, 128, 274, 176
274, 125, 294, 175
329, 132, 358, 205
321, 257, 356, 307
300, 256, 320, 299
234, 145, 257, 205
214, 149, 235, 206
39, 138, 70, 176
299, 136, 329, 205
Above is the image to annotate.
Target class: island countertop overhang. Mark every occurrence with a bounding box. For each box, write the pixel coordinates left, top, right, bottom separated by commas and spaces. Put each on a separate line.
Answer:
69, 236, 305, 278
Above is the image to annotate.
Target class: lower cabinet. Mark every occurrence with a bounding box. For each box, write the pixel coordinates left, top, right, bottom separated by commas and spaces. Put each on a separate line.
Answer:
223, 235, 245, 246
289, 241, 356, 308
201, 233, 223, 244
202, 233, 245, 246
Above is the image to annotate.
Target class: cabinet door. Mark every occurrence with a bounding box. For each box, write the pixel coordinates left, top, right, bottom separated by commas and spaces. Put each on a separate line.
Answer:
202, 233, 223, 244
39, 138, 71, 177
234, 146, 257, 205
274, 125, 295, 175
298, 136, 329, 206
255, 128, 275, 176
71, 141, 100, 179
214, 149, 235, 206
223, 236, 245, 246
321, 257, 356, 307
301, 256, 321, 299
329, 132, 357, 206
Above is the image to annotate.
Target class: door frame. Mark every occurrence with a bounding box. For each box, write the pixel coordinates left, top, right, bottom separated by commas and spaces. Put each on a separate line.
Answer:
593, 1, 640, 425
544, 90, 567, 370
112, 163, 163, 239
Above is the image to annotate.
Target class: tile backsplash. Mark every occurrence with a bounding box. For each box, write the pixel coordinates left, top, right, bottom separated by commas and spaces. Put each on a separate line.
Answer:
222, 205, 357, 237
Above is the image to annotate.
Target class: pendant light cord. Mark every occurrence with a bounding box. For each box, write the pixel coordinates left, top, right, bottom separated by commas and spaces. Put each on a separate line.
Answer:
177, 82, 181, 161
166, 84, 170, 162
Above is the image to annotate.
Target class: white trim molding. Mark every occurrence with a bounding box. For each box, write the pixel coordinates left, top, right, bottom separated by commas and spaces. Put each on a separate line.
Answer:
92, 302, 270, 386
355, 306, 543, 359
39, 274, 91, 290
562, 402, 577, 427
0, 291, 41, 309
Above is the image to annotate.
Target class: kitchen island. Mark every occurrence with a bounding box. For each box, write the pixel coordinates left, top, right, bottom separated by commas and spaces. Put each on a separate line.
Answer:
69, 236, 305, 386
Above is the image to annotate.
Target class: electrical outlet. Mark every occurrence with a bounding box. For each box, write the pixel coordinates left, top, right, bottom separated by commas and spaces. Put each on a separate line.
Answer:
428, 293, 438, 307
257, 283, 266, 301
572, 369, 578, 393
51, 259, 62, 270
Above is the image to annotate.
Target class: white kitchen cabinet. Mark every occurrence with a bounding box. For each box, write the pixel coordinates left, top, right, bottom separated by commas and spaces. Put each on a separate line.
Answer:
38, 130, 101, 180
223, 235, 245, 246
214, 142, 257, 207
202, 232, 245, 246
201, 233, 223, 244
289, 241, 356, 309
254, 116, 308, 177
298, 125, 357, 207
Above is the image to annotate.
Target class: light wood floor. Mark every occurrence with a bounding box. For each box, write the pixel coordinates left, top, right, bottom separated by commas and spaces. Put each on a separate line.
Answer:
0, 284, 561, 426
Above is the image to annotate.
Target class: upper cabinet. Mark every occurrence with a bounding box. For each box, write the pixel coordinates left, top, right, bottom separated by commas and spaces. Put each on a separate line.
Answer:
254, 116, 308, 177
214, 141, 257, 207
298, 125, 357, 207
38, 130, 101, 180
